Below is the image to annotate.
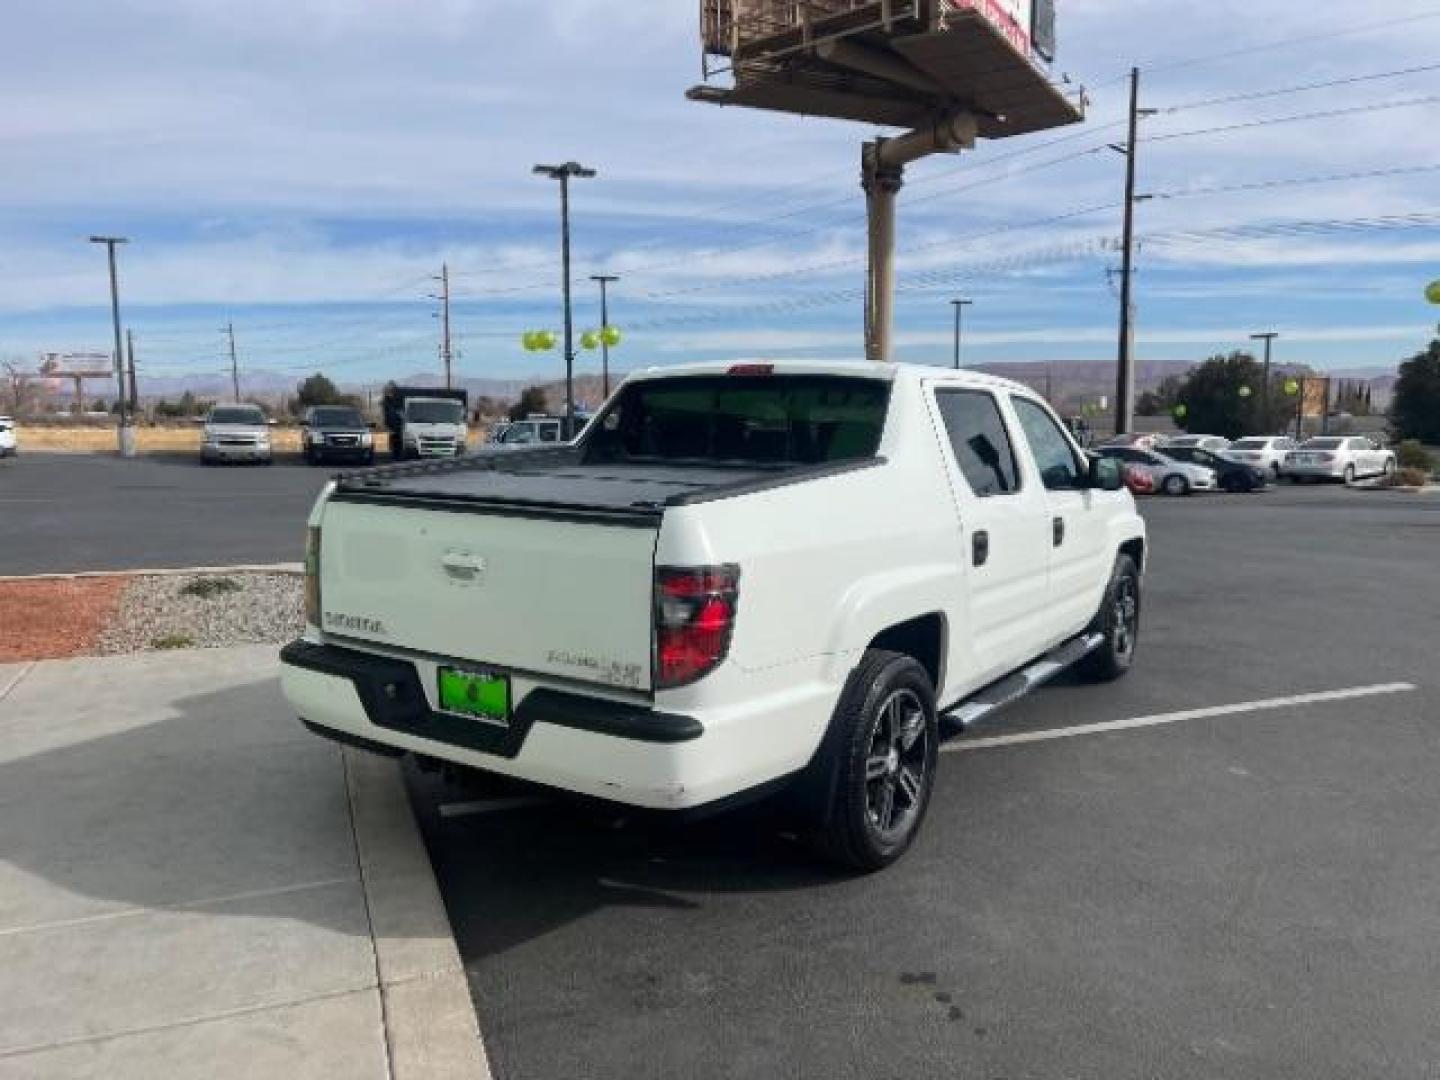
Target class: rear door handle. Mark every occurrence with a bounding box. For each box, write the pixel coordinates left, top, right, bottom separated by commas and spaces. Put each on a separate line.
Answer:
972, 530, 989, 567
1052, 517, 1065, 547
441, 551, 486, 581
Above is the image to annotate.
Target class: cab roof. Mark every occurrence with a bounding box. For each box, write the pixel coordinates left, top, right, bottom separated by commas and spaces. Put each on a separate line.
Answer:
628, 360, 1037, 397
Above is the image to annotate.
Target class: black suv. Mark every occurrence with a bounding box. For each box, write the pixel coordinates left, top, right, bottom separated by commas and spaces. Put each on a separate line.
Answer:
301, 406, 375, 466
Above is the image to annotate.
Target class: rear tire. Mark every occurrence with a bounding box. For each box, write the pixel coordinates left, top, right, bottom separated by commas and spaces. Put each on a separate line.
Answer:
1162, 474, 1190, 497
812, 650, 938, 873
1079, 554, 1141, 683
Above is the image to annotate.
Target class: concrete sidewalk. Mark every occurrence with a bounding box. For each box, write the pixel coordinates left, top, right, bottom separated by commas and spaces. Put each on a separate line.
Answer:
0, 646, 488, 1079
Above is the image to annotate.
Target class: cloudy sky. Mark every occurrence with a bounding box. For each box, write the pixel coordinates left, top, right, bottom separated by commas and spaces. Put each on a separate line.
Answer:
2, 0, 1439, 389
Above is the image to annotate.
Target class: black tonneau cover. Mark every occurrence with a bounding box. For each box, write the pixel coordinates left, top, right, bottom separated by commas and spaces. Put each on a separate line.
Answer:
331, 446, 882, 520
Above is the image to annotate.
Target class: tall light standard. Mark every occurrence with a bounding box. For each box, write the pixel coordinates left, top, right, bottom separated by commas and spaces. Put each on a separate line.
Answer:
1250, 331, 1279, 433
89, 235, 133, 456
534, 162, 596, 434
950, 298, 973, 369
590, 274, 619, 398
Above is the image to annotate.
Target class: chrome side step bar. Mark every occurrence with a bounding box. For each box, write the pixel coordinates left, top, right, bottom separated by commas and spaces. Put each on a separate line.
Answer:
943, 633, 1105, 731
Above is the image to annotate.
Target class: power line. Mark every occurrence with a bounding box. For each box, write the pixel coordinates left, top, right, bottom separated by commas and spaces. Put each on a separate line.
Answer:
1148, 162, 1440, 201
1131, 8, 1440, 80
1146, 94, 1440, 144
1158, 61, 1440, 113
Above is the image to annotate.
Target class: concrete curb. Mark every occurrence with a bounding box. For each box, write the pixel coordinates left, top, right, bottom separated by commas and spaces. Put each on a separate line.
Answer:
0, 563, 304, 583
343, 749, 492, 1080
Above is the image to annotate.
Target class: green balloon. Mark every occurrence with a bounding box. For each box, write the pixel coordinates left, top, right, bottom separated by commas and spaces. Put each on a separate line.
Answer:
1284, 378, 1300, 396
600, 325, 622, 348
580, 330, 600, 351
1426, 279, 1440, 305
1173, 404, 1188, 419
1238, 385, 1253, 399
535, 331, 556, 351
522, 331, 540, 351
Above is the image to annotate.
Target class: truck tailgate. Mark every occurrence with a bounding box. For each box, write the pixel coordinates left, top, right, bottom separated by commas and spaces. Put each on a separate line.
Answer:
318, 497, 658, 691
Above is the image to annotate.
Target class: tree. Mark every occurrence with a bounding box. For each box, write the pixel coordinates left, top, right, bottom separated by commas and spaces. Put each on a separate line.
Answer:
1173, 351, 1295, 439
291, 373, 357, 414
1136, 374, 1186, 416
509, 385, 549, 422
1389, 338, 1440, 444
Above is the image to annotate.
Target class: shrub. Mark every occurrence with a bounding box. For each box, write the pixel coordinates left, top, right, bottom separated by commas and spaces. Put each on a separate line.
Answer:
1381, 466, 1431, 489
180, 577, 242, 599
1394, 439, 1435, 472
151, 633, 196, 650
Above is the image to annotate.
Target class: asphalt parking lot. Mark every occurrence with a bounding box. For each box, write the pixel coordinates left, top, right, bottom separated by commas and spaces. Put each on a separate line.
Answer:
5, 454, 1438, 1076
0, 453, 328, 574
407, 486, 1440, 1080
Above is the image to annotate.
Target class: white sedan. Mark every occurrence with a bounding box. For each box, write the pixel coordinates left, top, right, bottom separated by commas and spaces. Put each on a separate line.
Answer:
1224, 435, 1299, 478
1165, 433, 1231, 452
1098, 446, 1217, 496
1284, 436, 1396, 484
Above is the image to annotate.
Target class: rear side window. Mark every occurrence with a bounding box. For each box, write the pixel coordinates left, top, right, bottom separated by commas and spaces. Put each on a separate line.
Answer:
1011, 397, 1085, 490
934, 389, 1019, 497
584, 375, 890, 466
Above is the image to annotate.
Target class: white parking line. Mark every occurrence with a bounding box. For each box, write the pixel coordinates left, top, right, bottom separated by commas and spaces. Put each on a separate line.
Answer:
943, 682, 1418, 753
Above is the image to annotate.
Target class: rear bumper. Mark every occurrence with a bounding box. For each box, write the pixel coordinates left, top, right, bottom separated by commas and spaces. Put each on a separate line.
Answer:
202, 443, 271, 461
1284, 463, 1344, 478
281, 640, 739, 809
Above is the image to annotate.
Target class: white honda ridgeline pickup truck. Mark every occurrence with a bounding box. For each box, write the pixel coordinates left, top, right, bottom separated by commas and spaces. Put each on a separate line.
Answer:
281, 361, 1145, 869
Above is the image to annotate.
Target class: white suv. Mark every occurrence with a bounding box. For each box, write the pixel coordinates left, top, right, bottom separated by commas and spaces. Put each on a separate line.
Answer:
0, 416, 15, 457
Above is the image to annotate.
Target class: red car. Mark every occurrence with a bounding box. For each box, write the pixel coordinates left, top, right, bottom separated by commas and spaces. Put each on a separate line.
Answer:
1122, 463, 1155, 496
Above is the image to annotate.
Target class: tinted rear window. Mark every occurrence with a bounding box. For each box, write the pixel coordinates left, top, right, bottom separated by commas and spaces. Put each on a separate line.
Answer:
310, 408, 364, 426
583, 375, 890, 466
1231, 438, 1267, 449
210, 407, 264, 425
1305, 438, 1343, 449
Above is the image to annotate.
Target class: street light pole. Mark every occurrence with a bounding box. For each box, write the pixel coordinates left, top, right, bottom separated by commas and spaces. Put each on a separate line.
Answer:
950, 298, 973, 370
89, 235, 133, 455
591, 274, 619, 399
1250, 331, 1278, 433
535, 162, 596, 434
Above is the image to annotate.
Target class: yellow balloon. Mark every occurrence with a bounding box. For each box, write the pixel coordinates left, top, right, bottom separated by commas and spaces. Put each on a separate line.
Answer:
1426, 279, 1440, 305
580, 331, 600, 350
600, 325, 622, 348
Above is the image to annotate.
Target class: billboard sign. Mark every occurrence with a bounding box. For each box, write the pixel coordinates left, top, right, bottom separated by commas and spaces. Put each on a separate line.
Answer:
944, 0, 1035, 58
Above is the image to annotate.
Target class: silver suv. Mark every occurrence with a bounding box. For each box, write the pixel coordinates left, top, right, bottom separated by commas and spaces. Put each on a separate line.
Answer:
201, 405, 273, 465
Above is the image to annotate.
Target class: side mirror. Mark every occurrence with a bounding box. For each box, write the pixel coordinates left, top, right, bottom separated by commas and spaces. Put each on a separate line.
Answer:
1089, 456, 1124, 491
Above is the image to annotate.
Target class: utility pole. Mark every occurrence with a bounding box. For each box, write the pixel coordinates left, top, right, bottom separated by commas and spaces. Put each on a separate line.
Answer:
534, 162, 596, 435
950, 297, 973, 370
591, 274, 619, 398
89, 235, 133, 455
125, 330, 139, 419
432, 263, 454, 389
1250, 331, 1278, 433
224, 322, 240, 402
1111, 69, 1155, 436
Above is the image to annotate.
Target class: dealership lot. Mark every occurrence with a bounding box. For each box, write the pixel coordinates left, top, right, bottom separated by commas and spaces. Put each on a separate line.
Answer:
408, 487, 1440, 1080
4, 454, 1439, 1078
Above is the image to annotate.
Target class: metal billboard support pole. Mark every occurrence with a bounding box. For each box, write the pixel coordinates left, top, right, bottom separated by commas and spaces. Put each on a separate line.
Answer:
862, 112, 976, 363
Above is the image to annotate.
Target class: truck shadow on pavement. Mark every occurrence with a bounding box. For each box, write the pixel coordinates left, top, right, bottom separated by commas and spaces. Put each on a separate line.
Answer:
407, 767, 854, 964
0, 673, 394, 939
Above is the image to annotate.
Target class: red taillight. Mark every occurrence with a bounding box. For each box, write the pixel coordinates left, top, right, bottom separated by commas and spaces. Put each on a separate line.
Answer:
727, 363, 773, 377
654, 565, 739, 689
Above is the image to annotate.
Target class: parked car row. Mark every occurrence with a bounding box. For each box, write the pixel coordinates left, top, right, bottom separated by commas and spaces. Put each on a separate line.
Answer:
1096, 431, 1396, 495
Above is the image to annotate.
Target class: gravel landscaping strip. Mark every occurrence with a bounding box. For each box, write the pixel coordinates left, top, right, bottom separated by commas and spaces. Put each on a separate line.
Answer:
96, 571, 304, 654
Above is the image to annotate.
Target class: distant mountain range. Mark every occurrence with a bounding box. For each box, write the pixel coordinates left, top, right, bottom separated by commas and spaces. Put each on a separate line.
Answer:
127, 359, 1398, 412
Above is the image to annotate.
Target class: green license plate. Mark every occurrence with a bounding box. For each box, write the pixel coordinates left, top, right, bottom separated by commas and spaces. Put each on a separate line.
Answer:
437, 667, 511, 723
